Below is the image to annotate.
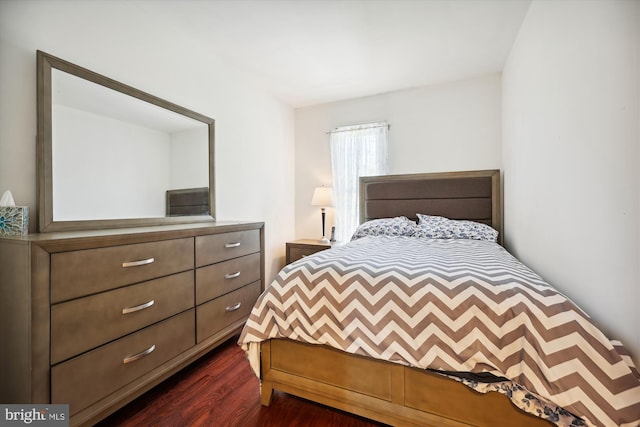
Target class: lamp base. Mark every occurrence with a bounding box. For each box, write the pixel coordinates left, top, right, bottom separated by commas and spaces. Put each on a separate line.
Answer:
318, 237, 330, 244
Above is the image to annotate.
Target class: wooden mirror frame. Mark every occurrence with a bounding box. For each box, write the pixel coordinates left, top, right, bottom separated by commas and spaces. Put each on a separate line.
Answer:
36, 50, 215, 232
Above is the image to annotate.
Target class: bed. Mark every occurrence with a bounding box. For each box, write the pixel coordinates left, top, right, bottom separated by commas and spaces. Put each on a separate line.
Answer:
239, 170, 640, 427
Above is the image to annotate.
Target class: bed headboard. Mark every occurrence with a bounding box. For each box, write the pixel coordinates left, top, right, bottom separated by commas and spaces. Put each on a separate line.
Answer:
166, 187, 210, 216
360, 170, 502, 244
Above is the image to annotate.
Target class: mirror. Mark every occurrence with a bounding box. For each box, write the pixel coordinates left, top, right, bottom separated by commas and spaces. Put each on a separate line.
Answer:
37, 51, 215, 232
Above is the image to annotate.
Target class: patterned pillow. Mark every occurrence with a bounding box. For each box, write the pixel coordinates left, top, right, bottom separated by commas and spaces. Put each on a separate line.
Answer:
413, 214, 452, 239
351, 216, 417, 240
415, 213, 498, 242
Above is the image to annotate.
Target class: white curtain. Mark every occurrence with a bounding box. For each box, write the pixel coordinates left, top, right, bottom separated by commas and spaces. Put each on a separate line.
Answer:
330, 122, 389, 243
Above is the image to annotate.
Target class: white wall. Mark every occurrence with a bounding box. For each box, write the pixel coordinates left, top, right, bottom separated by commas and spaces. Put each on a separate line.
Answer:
295, 74, 502, 239
0, 1, 295, 281
503, 0, 640, 367
170, 127, 209, 190
53, 105, 171, 220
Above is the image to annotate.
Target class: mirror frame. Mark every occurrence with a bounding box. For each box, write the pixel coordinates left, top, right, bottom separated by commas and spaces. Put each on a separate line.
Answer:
36, 50, 215, 232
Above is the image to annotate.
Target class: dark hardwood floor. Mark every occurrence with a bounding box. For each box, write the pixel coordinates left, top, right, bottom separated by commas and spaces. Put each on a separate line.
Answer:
97, 336, 387, 427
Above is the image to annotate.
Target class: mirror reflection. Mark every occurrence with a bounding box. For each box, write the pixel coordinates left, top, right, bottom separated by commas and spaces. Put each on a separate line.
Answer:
37, 50, 215, 232
51, 69, 209, 221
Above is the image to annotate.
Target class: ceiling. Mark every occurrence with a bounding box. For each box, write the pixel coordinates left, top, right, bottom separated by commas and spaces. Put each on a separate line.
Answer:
33, 0, 531, 110
148, 0, 532, 108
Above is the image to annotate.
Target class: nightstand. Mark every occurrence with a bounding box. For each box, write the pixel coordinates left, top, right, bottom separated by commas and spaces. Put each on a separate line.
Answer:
286, 239, 333, 264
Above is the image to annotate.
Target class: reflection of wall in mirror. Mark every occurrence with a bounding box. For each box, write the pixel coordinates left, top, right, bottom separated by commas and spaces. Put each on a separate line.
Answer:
169, 126, 209, 190
53, 105, 170, 220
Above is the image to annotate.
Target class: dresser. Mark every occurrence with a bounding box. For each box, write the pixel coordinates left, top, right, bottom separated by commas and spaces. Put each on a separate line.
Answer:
0, 221, 264, 426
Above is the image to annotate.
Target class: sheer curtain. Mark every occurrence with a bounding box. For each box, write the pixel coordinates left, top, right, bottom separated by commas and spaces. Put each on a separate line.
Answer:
330, 122, 389, 243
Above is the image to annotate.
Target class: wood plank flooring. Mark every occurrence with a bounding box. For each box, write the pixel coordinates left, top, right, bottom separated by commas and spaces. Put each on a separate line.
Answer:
97, 336, 387, 427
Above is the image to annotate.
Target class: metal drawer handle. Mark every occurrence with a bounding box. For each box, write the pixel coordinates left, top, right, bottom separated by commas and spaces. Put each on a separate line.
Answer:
122, 299, 155, 315
225, 302, 242, 312
122, 344, 156, 364
225, 242, 241, 248
122, 257, 155, 268
225, 271, 241, 279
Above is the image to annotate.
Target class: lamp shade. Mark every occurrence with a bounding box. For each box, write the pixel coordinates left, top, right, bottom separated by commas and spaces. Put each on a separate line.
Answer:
311, 187, 334, 207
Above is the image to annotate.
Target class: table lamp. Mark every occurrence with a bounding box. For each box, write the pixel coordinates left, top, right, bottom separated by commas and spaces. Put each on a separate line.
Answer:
311, 186, 334, 244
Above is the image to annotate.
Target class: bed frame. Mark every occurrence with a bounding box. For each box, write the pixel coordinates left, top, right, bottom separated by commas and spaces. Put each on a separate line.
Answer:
166, 187, 209, 216
259, 170, 551, 426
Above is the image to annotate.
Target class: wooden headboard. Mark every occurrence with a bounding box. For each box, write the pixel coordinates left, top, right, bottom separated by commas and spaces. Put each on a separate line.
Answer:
166, 187, 210, 216
359, 170, 502, 244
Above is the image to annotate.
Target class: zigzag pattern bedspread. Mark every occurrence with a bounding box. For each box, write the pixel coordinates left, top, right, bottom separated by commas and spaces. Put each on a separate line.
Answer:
239, 236, 640, 427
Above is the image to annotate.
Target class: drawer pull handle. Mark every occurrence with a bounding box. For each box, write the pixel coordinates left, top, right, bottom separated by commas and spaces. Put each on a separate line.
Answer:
122, 299, 155, 315
225, 242, 241, 248
225, 271, 241, 279
123, 344, 156, 364
122, 257, 155, 268
225, 302, 242, 312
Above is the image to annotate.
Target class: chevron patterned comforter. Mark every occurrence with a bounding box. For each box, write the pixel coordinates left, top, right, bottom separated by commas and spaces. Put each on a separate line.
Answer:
239, 236, 640, 427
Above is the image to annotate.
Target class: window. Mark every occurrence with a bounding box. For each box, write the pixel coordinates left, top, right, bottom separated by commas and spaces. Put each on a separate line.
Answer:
330, 122, 389, 242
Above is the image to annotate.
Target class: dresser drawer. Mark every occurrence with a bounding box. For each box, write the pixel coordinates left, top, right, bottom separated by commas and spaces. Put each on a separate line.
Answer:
51, 238, 194, 303
52, 309, 194, 416
196, 281, 261, 343
195, 252, 261, 305
51, 271, 194, 364
195, 229, 260, 267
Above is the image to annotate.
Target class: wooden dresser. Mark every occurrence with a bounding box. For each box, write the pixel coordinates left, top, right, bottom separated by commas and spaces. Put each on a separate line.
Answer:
0, 221, 264, 426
